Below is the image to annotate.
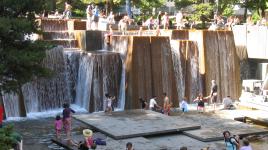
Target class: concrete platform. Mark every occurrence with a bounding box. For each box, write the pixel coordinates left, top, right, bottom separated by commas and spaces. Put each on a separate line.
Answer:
177, 113, 268, 142
73, 110, 201, 140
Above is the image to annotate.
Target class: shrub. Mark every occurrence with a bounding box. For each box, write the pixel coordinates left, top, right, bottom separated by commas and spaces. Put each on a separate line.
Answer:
0, 125, 22, 149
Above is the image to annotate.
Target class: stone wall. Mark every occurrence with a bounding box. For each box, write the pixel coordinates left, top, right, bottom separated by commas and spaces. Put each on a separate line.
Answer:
111, 30, 241, 109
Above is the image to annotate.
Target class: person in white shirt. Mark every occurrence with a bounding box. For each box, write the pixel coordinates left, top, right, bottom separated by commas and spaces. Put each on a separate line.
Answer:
222, 96, 235, 110
107, 11, 115, 24
86, 4, 93, 30
149, 96, 160, 111
176, 11, 183, 29
240, 138, 252, 150
105, 93, 115, 115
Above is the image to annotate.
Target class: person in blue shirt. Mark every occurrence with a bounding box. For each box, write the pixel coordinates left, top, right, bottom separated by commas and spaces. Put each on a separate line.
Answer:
223, 131, 240, 150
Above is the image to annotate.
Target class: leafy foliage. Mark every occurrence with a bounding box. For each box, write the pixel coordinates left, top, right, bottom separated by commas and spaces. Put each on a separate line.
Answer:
175, 0, 196, 10
191, 3, 213, 22
222, 4, 234, 17
0, 1, 52, 94
0, 125, 21, 149
132, 0, 166, 14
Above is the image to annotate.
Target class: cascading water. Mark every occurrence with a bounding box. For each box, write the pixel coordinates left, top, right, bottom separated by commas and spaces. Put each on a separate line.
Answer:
170, 41, 186, 101
170, 40, 203, 102
111, 36, 129, 110
3, 47, 71, 117
75, 53, 94, 111
2, 19, 124, 118
2, 94, 20, 117
64, 50, 81, 103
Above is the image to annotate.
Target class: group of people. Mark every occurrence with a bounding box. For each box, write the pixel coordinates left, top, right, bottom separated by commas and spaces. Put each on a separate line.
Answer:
139, 92, 189, 115
86, 4, 100, 30
143, 11, 170, 30
54, 103, 76, 140
223, 130, 253, 150
139, 80, 220, 114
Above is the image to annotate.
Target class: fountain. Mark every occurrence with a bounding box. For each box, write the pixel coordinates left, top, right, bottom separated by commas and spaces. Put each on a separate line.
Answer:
2, 19, 242, 117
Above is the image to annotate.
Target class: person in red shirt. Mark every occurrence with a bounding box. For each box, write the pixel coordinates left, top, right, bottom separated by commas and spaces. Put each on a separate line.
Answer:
0, 103, 4, 128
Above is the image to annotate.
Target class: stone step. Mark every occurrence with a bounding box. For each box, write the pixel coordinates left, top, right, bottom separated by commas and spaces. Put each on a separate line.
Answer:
42, 32, 75, 40
40, 19, 68, 31
45, 40, 78, 48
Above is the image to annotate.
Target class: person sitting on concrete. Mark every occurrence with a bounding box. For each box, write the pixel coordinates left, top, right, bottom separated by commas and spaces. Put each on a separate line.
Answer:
78, 129, 96, 150
126, 142, 134, 150
222, 96, 235, 110
149, 96, 161, 111
240, 138, 252, 150
180, 146, 187, 150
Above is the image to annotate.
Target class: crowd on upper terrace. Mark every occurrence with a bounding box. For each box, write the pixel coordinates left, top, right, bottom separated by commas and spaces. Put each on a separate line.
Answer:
40, 2, 267, 31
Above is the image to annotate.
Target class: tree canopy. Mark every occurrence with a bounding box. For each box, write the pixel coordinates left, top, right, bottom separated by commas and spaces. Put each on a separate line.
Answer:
0, 0, 52, 116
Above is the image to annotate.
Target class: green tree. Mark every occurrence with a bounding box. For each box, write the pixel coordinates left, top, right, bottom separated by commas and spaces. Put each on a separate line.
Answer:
217, 0, 238, 15
0, 0, 52, 117
191, 3, 213, 28
175, 0, 196, 10
132, 0, 166, 14
242, 0, 267, 19
0, 125, 21, 149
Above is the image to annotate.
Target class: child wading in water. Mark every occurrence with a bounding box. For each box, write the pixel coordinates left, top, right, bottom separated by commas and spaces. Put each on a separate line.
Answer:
181, 97, 189, 114
54, 115, 62, 139
194, 94, 205, 113
105, 94, 115, 115
62, 103, 75, 142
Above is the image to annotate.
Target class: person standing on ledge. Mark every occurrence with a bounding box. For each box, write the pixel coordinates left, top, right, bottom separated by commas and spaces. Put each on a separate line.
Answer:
157, 11, 162, 27
92, 5, 99, 30
62, 2, 72, 19
86, 4, 93, 30
210, 80, 218, 112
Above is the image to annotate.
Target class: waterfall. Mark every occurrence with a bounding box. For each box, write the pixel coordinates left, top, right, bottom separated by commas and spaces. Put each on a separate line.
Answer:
118, 64, 126, 110
170, 40, 202, 102
111, 36, 129, 110
75, 53, 94, 111
64, 50, 81, 103
2, 94, 20, 117
3, 46, 71, 117
170, 40, 185, 102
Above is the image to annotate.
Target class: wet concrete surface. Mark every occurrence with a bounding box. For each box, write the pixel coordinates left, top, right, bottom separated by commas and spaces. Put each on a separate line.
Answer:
73, 110, 200, 139
5, 109, 268, 150
176, 112, 268, 142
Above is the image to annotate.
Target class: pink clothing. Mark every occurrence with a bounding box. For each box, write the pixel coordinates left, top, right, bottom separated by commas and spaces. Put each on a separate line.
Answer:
86, 137, 94, 148
54, 120, 62, 130
63, 117, 71, 132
